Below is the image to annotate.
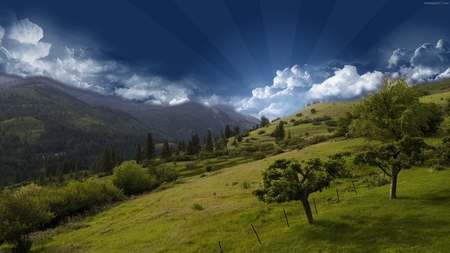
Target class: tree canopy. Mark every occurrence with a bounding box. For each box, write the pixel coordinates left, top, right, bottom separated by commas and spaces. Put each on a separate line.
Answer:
354, 136, 428, 199
253, 155, 347, 225
349, 78, 443, 142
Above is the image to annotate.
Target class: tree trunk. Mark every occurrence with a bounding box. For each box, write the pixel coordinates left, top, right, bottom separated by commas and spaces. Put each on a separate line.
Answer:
301, 197, 314, 225
390, 172, 398, 199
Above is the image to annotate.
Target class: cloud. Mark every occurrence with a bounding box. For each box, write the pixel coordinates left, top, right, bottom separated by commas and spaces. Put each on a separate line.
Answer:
233, 64, 384, 120
7, 18, 44, 44
388, 39, 450, 83
0, 25, 4, 43
0, 13, 194, 106
307, 65, 384, 100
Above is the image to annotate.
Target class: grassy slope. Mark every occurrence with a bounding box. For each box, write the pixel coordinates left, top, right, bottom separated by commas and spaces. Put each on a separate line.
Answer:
8, 80, 450, 252
29, 138, 450, 253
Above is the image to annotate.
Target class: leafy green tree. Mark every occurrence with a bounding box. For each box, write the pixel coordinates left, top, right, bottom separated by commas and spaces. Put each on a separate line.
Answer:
133, 143, 143, 164
349, 78, 443, 142
160, 139, 172, 159
253, 156, 346, 225
310, 108, 316, 114
0, 184, 53, 252
144, 133, 156, 161
214, 137, 227, 151
111, 160, 154, 196
204, 130, 213, 153
354, 136, 428, 199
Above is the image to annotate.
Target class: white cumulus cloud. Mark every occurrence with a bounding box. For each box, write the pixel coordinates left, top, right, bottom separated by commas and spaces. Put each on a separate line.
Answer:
388, 39, 450, 83
7, 18, 44, 45
307, 65, 384, 100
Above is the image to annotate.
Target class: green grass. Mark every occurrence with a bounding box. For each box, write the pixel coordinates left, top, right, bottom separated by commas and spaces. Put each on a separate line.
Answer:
20, 137, 450, 253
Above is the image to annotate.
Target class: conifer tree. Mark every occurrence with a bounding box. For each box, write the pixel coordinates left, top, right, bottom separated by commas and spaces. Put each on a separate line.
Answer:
161, 139, 172, 159
204, 129, 214, 153
100, 148, 113, 173
133, 143, 143, 164
224, 125, 232, 139
144, 133, 156, 161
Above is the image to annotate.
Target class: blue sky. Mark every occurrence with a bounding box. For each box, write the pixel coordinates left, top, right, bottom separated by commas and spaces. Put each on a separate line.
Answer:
0, 0, 450, 119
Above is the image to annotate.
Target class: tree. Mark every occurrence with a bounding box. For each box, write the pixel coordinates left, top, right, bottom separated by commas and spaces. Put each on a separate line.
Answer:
133, 143, 142, 164
204, 130, 213, 153
111, 160, 154, 196
233, 126, 240, 136
260, 116, 270, 127
0, 184, 53, 252
310, 108, 316, 114
100, 148, 114, 173
177, 140, 186, 153
354, 136, 428, 199
144, 133, 156, 161
254, 156, 346, 225
224, 125, 232, 139
272, 120, 285, 142
349, 78, 443, 142
160, 139, 172, 159
186, 139, 196, 155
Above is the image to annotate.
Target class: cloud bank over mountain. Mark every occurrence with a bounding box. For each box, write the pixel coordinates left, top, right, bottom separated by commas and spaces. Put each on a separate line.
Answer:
1, 10, 450, 120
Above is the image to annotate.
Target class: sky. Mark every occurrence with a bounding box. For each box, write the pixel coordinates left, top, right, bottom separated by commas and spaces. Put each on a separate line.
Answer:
0, 0, 450, 119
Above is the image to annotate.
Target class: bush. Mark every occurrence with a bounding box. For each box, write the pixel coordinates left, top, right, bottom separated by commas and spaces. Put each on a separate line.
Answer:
296, 113, 303, 117
42, 178, 126, 221
258, 130, 266, 135
205, 165, 212, 172
148, 166, 179, 186
0, 184, 53, 253
242, 181, 250, 189
252, 152, 266, 161
192, 203, 204, 210
111, 161, 155, 196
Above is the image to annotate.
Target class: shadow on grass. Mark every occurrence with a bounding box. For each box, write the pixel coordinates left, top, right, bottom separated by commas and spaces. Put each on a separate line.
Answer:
303, 212, 450, 252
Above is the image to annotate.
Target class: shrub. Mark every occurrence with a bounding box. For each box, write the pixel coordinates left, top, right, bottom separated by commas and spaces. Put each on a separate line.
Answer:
205, 165, 212, 172
111, 161, 155, 196
242, 181, 250, 189
148, 166, 179, 186
296, 113, 303, 117
42, 178, 126, 222
258, 130, 266, 135
0, 184, 53, 253
192, 203, 204, 211
252, 151, 266, 161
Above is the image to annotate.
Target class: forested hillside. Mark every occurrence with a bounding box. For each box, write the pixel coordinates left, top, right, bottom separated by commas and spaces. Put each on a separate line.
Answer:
0, 83, 147, 186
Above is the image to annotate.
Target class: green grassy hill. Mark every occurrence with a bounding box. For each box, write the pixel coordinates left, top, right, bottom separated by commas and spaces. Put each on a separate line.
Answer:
16, 80, 450, 253
29, 138, 450, 253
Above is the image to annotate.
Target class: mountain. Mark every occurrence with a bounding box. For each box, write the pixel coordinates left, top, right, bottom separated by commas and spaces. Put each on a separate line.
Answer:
0, 75, 259, 141
0, 81, 150, 185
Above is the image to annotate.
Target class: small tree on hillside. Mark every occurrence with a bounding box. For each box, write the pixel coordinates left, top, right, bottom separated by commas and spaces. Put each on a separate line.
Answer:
133, 143, 143, 164
100, 148, 114, 173
160, 139, 172, 160
144, 133, 156, 161
260, 116, 270, 127
0, 184, 53, 253
253, 155, 347, 225
354, 136, 428, 199
272, 120, 285, 142
204, 130, 213, 153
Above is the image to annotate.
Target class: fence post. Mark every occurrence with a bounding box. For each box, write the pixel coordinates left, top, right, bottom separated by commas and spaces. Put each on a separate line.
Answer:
283, 209, 289, 227
251, 224, 262, 245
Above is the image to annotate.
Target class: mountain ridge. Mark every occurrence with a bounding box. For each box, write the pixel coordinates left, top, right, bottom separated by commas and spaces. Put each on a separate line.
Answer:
0, 74, 259, 141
